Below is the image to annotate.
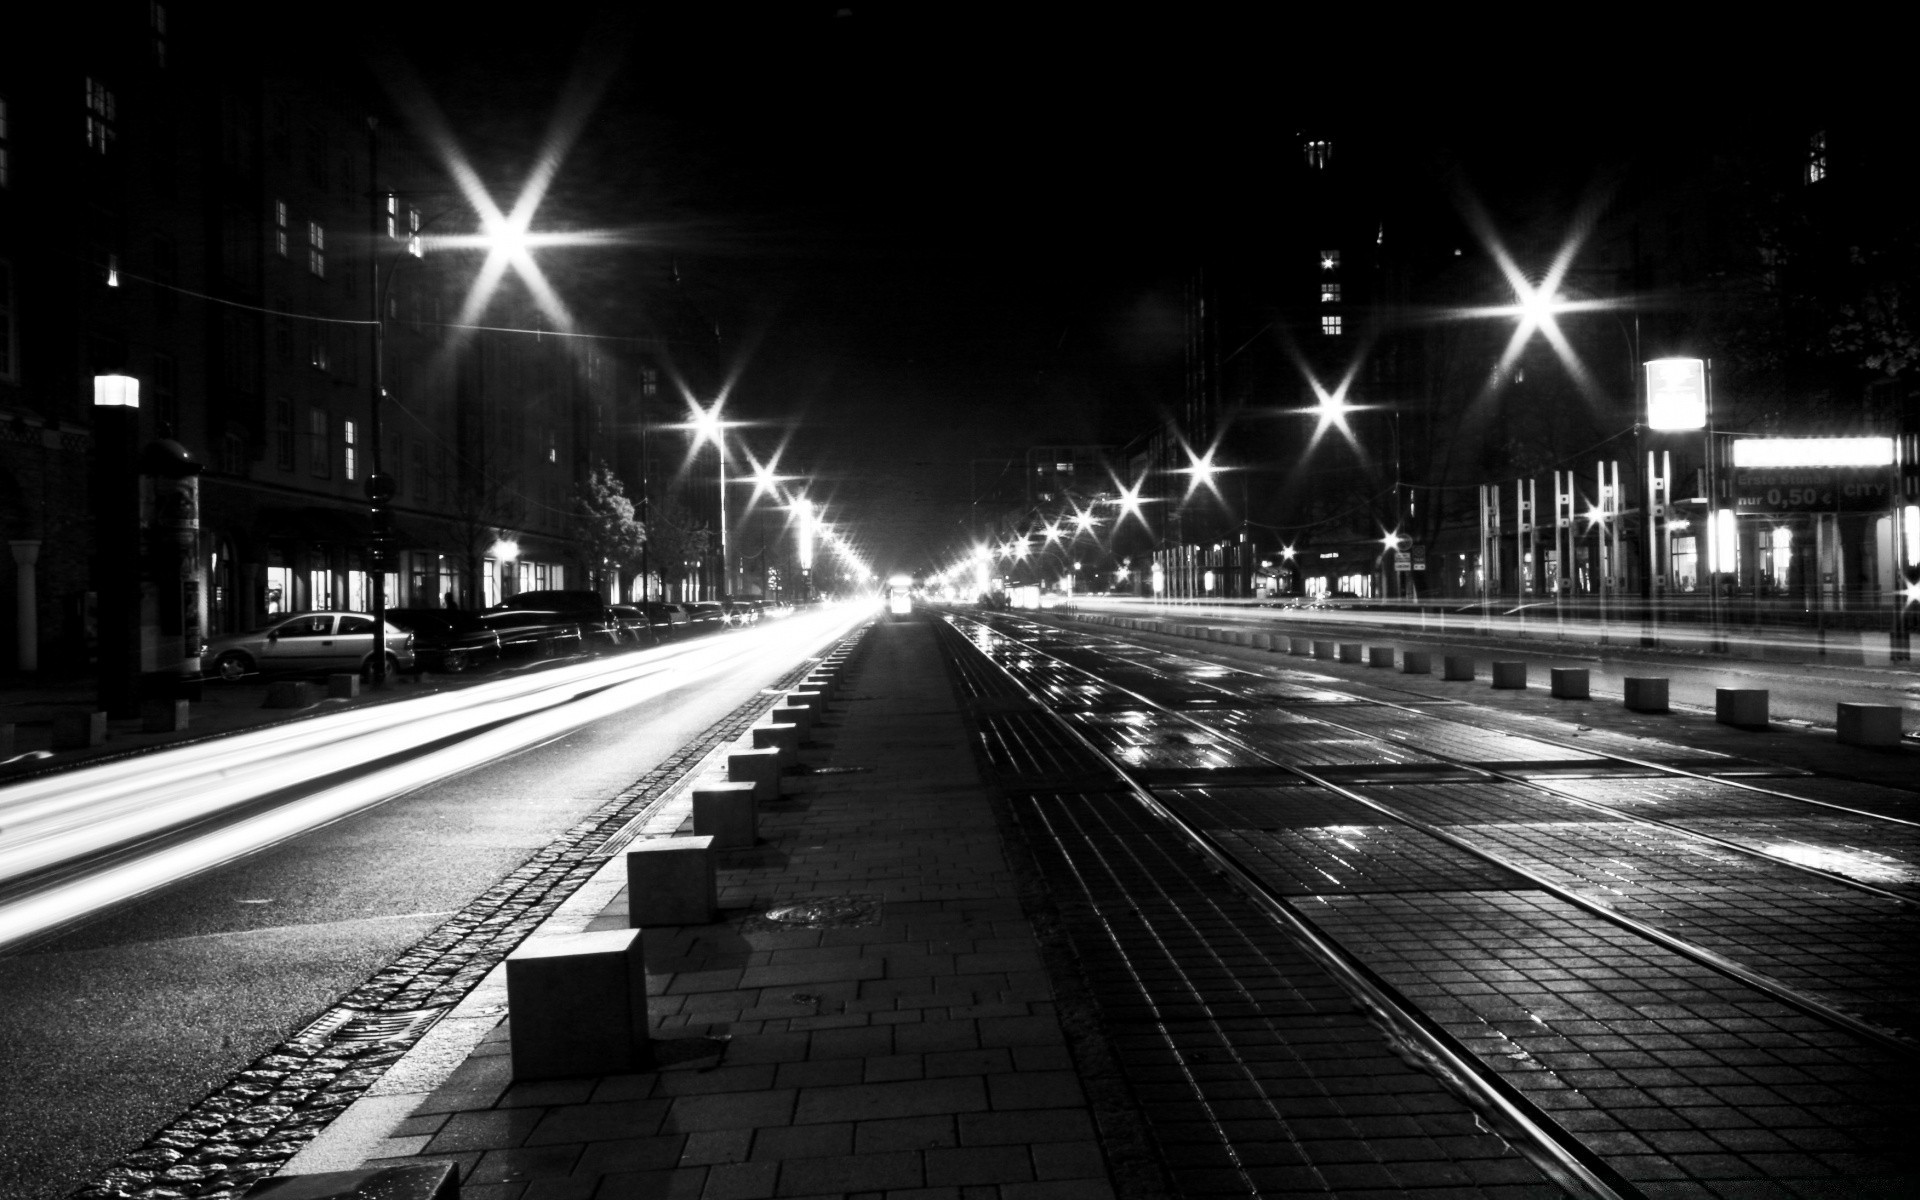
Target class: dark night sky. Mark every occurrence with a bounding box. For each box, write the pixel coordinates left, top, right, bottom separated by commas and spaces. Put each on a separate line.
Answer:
354, 7, 1862, 576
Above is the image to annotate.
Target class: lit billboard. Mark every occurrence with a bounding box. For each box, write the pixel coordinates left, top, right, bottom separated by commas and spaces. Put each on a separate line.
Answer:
1644, 358, 1706, 430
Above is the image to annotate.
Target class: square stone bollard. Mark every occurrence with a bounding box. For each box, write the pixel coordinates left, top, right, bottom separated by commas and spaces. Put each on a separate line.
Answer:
1443, 655, 1476, 681
1252, 633, 1276, 651
1368, 647, 1395, 669
264, 681, 319, 709
1289, 637, 1313, 656
327, 673, 360, 700
771, 702, 814, 739
1233, 630, 1254, 646
1402, 651, 1432, 675
1337, 643, 1364, 664
1312, 640, 1337, 660
505, 929, 649, 1080
1624, 677, 1669, 712
753, 721, 800, 766
728, 747, 783, 801
52, 710, 107, 750
627, 835, 717, 926
142, 699, 190, 733
243, 1163, 458, 1200
1837, 703, 1903, 747
1491, 662, 1528, 689
693, 781, 758, 848
1716, 688, 1769, 729
788, 688, 827, 714
1549, 668, 1589, 699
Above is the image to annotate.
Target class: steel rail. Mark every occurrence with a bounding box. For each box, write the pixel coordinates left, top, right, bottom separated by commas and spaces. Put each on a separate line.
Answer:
1074, 611, 1920, 830
1050, 617, 1920, 897
942, 614, 1645, 1200
968, 612, 1920, 1061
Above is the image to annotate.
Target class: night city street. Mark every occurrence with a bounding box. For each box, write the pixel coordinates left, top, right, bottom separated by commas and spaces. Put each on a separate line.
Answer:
3, 8, 1917, 1200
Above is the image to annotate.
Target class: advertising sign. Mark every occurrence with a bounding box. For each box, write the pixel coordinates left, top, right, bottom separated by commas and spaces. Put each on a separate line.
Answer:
1645, 358, 1707, 430
1731, 437, 1897, 513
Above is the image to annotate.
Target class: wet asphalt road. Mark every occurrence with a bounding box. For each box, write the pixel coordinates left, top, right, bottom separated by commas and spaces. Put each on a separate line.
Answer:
0, 618, 851, 1200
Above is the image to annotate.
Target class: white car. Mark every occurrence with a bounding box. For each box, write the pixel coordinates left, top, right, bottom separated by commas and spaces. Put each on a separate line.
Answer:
206, 612, 416, 682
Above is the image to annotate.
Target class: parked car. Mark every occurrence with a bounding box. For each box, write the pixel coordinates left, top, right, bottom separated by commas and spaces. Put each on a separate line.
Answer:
607, 604, 662, 645
688, 601, 726, 631
657, 603, 695, 630
477, 609, 586, 660
206, 612, 415, 682
721, 599, 759, 628
633, 600, 680, 633
386, 608, 501, 674
492, 589, 625, 648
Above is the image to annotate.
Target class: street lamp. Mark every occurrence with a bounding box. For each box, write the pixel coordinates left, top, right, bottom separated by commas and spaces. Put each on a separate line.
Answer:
684, 397, 742, 599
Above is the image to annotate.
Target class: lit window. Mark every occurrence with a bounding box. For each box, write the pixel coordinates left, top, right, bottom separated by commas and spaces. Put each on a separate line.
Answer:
85, 77, 116, 153
1320, 249, 1340, 272
274, 200, 288, 257
408, 207, 421, 257
309, 334, 328, 372
1320, 282, 1341, 304
1303, 139, 1331, 169
1321, 314, 1343, 337
343, 419, 358, 481
307, 220, 325, 277
1806, 129, 1827, 184
547, 430, 556, 464
385, 192, 397, 238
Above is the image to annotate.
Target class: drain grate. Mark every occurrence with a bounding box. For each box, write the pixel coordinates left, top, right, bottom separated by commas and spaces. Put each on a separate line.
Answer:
748, 893, 882, 929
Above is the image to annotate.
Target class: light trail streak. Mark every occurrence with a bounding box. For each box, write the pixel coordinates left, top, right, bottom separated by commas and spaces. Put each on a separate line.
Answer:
0, 605, 871, 952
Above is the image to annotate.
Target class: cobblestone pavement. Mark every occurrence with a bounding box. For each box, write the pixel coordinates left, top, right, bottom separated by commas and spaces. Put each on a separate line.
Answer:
948, 612, 1920, 1198
61, 650, 830, 1200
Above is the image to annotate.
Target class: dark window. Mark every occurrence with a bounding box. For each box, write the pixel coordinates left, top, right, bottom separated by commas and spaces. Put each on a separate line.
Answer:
277, 615, 332, 637
0, 96, 11, 187
308, 406, 330, 477
338, 615, 375, 634
274, 397, 295, 470
0, 259, 14, 380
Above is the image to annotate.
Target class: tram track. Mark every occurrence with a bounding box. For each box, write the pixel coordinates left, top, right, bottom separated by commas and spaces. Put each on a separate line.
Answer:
938, 609, 1920, 1198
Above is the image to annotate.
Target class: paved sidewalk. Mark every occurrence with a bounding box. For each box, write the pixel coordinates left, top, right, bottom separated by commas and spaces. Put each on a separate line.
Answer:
291, 617, 1118, 1200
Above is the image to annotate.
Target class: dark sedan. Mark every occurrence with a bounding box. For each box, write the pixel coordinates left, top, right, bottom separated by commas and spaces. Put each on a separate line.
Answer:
477, 609, 586, 660
386, 608, 502, 674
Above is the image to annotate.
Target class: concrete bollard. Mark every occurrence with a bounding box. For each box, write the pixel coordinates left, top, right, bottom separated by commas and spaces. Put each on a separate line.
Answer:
771, 702, 814, 739
728, 747, 783, 801
803, 674, 836, 700
1716, 688, 1769, 729
264, 681, 319, 709
1836, 703, 1904, 747
1289, 637, 1313, 656
1443, 655, 1476, 681
327, 673, 360, 700
52, 710, 108, 750
1338, 643, 1364, 664
1402, 651, 1432, 675
626, 835, 718, 926
788, 688, 827, 713
505, 929, 649, 1080
1313, 640, 1337, 660
692, 781, 759, 848
753, 721, 800, 766
1368, 647, 1395, 669
1491, 662, 1528, 689
242, 1163, 458, 1200
141, 699, 190, 733
1251, 632, 1275, 651
1549, 668, 1589, 700
1624, 677, 1669, 713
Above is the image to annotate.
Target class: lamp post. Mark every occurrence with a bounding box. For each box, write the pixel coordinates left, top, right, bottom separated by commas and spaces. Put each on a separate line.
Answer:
93, 374, 142, 716
685, 398, 741, 600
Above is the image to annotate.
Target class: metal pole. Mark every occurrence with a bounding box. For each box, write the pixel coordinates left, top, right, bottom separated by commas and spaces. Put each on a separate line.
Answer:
1704, 359, 1725, 652
367, 117, 388, 685
717, 444, 728, 599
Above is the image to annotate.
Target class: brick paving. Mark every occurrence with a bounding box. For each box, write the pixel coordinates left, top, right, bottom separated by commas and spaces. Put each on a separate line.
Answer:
340, 619, 1124, 1200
